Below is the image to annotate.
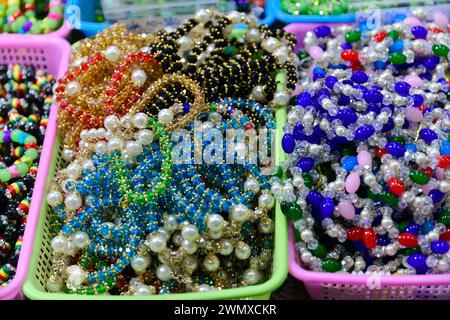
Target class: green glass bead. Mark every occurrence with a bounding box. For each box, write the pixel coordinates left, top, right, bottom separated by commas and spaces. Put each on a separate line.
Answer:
378, 191, 398, 206
439, 210, 450, 225
397, 221, 409, 233
24, 135, 37, 144
409, 170, 429, 185
281, 201, 303, 221
297, 50, 309, 60
403, 246, 421, 255
224, 45, 237, 57
16, 162, 29, 175
275, 166, 283, 179
345, 31, 361, 43
388, 52, 407, 65
322, 258, 341, 272
432, 44, 449, 57
0, 169, 11, 182
367, 189, 377, 201
388, 136, 405, 144
388, 30, 399, 40
302, 173, 313, 188
294, 228, 301, 241
311, 244, 327, 259
341, 145, 356, 156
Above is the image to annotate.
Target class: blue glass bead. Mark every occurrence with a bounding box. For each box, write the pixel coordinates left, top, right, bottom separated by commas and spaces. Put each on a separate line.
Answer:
341, 42, 352, 50
407, 253, 427, 274
388, 40, 403, 52
385, 141, 406, 158
363, 89, 383, 104
336, 108, 357, 125
282, 134, 295, 154
313, 66, 326, 76
314, 25, 331, 37
381, 118, 394, 133
183, 103, 190, 113
411, 25, 427, 39
440, 141, 450, 156
430, 240, 449, 254
419, 128, 438, 143
377, 235, 390, 246
366, 103, 379, 114
306, 191, 324, 207
350, 70, 368, 84
320, 197, 334, 220
422, 221, 435, 234
429, 189, 445, 203
325, 76, 338, 89
296, 92, 311, 107
405, 222, 420, 236
293, 123, 304, 141
405, 143, 417, 152
316, 88, 330, 98
342, 156, 357, 171
412, 94, 424, 107
394, 81, 411, 97
338, 94, 350, 106
297, 157, 314, 172
374, 60, 386, 70
423, 55, 439, 69
354, 125, 375, 140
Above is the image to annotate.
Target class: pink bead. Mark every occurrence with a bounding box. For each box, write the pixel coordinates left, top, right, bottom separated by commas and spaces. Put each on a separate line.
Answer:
307, 63, 316, 78
338, 200, 355, 220
432, 12, 449, 29
345, 172, 360, 193
50, 0, 61, 7
421, 184, 432, 195
308, 45, 323, 60
357, 150, 372, 168
403, 16, 422, 26
435, 167, 445, 181
9, 166, 20, 178
404, 74, 423, 88
290, 84, 302, 98
406, 106, 423, 123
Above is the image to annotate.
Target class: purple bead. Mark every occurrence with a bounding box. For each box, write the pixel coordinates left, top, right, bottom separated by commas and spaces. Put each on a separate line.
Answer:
314, 25, 331, 38
404, 222, 420, 236
306, 191, 324, 207
407, 253, 427, 274
3, 130, 11, 143
320, 197, 334, 219
363, 89, 383, 104
430, 240, 449, 254
411, 25, 428, 39
336, 108, 357, 126
429, 189, 445, 203
423, 55, 439, 69
23, 20, 33, 32
419, 128, 438, 143
282, 134, 295, 154
354, 125, 375, 140
394, 81, 411, 97
325, 76, 338, 89
296, 92, 311, 107
412, 94, 424, 107
350, 70, 368, 84
385, 142, 406, 158
296, 157, 314, 172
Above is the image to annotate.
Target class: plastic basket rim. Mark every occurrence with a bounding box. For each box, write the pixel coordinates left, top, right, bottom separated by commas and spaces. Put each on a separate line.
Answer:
269, 0, 356, 23
23, 88, 289, 300
0, 35, 71, 299
1, 21, 71, 38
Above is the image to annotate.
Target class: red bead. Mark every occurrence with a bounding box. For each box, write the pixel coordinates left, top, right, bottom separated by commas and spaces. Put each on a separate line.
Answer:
398, 233, 418, 247
347, 227, 364, 241
440, 227, 450, 241
112, 73, 122, 80
438, 155, 450, 169
388, 177, 405, 196
429, 27, 443, 33
420, 167, 433, 178
341, 50, 359, 62
96, 53, 103, 61
363, 228, 377, 249
375, 146, 387, 159
374, 31, 387, 42
418, 105, 427, 111
81, 63, 89, 71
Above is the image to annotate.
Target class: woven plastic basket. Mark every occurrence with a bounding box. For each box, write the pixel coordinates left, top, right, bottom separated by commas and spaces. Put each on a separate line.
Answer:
23, 73, 289, 300
0, 35, 71, 300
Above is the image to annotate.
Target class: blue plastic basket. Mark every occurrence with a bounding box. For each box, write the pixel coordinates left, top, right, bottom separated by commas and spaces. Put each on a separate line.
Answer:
66, 0, 274, 38
268, 0, 356, 24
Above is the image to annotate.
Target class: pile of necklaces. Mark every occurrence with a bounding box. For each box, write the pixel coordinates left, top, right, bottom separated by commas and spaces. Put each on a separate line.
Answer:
45, 11, 299, 295
277, 11, 450, 275
0, 64, 54, 285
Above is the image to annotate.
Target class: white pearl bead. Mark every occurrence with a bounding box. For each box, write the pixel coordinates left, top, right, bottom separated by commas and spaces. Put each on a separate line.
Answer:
177, 36, 192, 50
246, 29, 261, 42
181, 239, 198, 254
244, 178, 260, 193
47, 191, 63, 207
207, 214, 224, 231
258, 193, 275, 210
46, 276, 63, 292
95, 141, 107, 154
104, 115, 120, 130
66, 265, 86, 288
62, 148, 74, 161
158, 108, 173, 124
163, 215, 178, 232
104, 45, 121, 62
132, 113, 149, 129
273, 46, 288, 64
82, 160, 95, 171
183, 255, 198, 273
64, 240, 78, 256
125, 141, 143, 157
262, 37, 279, 53
198, 284, 211, 292
230, 204, 250, 222
64, 193, 82, 211
235, 242, 251, 260
156, 265, 172, 281
219, 239, 233, 255
137, 129, 154, 146
66, 81, 81, 97
273, 91, 290, 106
227, 10, 241, 24
51, 235, 68, 253
203, 254, 220, 272
131, 255, 150, 273
208, 229, 224, 240
195, 9, 209, 23
131, 69, 147, 87
134, 284, 152, 295
243, 269, 262, 285
107, 137, 124, 152
72, 231, 89, 249
181, 224, 199, 241
149, 234, 167, 253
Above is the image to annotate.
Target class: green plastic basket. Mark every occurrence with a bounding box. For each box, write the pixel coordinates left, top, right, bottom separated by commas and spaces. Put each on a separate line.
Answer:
23, 75, 289, 300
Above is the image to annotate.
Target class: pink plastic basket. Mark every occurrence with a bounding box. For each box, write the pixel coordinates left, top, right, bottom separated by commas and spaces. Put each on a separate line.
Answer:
284, 22, 450, 300
0, 35, 71, 300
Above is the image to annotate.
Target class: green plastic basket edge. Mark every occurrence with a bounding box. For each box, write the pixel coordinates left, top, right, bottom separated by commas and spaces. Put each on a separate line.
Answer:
23, 74, 288, 300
